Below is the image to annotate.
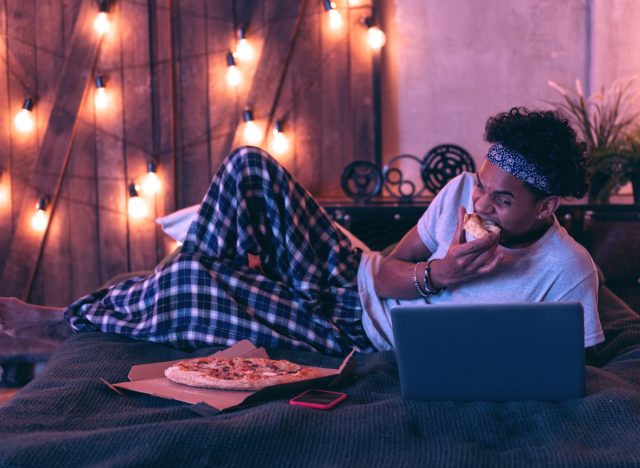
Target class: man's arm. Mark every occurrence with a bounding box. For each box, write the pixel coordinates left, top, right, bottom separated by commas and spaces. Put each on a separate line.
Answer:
374, 207, 503, 298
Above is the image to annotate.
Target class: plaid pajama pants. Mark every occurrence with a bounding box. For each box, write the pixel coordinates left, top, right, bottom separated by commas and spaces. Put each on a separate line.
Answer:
65, 146, 374, 356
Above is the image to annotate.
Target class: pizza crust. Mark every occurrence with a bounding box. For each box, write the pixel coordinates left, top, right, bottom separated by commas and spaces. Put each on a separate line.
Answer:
164, 356, 325, 391
463, 213, 501, 240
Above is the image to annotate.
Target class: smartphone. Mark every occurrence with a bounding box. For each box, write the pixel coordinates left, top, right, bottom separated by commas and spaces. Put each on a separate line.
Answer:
289, 389, 347, 410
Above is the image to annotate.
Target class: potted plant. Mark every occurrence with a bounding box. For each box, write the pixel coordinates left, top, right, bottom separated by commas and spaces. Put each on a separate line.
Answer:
548, 78, 640, 203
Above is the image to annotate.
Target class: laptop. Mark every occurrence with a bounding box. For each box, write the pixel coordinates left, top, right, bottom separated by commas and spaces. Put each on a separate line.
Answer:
390, 302, 585, 401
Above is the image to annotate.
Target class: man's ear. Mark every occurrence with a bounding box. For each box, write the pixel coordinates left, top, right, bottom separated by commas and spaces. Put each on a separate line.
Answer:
537, 196, 560, 218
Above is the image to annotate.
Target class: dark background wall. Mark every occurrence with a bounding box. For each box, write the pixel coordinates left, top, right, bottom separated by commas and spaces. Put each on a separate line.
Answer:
0, 0, 379, 306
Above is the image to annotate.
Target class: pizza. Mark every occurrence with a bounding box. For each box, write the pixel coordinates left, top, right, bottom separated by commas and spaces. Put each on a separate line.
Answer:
463, 213, 501, 239
164, 356, 325, 391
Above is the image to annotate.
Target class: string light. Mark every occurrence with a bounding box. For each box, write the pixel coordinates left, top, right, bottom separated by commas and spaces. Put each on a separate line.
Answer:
93, 0, 111, 36
14, 98, 35, 133
94, 76, 109, 109
226, 51, 242, 87
323, 0, 343, 29
234, 26, 254, 62
271, 121, 290, 155
364, 17, 387, 49
128, 182, 148, 219
242, 108, 263, 145
141, 161, 161, 196
31, 197, 49, 232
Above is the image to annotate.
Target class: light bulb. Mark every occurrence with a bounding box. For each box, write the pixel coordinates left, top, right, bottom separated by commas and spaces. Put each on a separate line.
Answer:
14, 99, 34, 133
235, 38, 254, 62
15, 108, 34, 133
226, 65, 242, 87
128, 183, 148, 219
226, 52, 242, 87
95, 87, 108, 109
128, 196, 148, 219
324, 0, 343, 29
141, 162, 161, 196
93, 12, 111, 35
328, 9, 343, 29
31, 198, 49, 232
271, 122, 290, 155
242, 109, 262, 144
243, 121, 263, 145
0, 185, 8, 204
367, 26, 387, 49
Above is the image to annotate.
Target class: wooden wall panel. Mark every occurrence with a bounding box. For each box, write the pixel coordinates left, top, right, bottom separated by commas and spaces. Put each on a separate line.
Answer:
0, 0, 14, 271
95, 1, 128, 286
36, 0, 72, 306
206, 0, 238, 178
149, 0, 176, 258
121, 0, 157, 271
321, 4, 350, 197
1, 0, 378, 303
291, 0, 322, 194
174, 0, 212, 207
6, 0, 38, 235
348, 6, 375, 164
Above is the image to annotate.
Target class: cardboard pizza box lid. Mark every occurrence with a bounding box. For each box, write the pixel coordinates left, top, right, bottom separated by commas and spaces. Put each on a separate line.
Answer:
110, 340, 355, 411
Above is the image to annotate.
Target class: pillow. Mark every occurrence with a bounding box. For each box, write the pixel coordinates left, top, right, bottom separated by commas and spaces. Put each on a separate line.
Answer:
156, 205, 371, 252
155, 204, 200, 242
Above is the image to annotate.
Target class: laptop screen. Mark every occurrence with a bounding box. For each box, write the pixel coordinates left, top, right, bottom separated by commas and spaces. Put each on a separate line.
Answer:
390, 302, 585, 401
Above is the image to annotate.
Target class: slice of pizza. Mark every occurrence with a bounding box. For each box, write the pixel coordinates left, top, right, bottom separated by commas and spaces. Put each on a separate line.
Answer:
463, 213, 501, 240
164, 356, 325, 391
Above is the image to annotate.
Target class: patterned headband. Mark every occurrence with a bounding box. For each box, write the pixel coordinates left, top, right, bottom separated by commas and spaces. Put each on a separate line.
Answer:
486, 143, 552, 194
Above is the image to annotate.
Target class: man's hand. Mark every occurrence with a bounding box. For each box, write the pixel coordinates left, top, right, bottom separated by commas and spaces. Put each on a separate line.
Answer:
429, 207, 503, 289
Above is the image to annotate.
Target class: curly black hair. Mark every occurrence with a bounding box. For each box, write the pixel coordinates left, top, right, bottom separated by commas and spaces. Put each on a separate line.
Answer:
484, 107, 591, 198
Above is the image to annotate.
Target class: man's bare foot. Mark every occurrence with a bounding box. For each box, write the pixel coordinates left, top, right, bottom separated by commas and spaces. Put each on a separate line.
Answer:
0, 297, 69, 342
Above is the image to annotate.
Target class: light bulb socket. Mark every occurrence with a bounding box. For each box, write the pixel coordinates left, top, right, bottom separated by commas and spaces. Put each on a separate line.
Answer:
147, 161, 157, 173
36, 197, 49, 211
99, 0, 109, 13
364, 16, 375, 28
22, 98, 34, 111
226, 51, 236, 66
128, 182, 139, 197
243, 109, 253, 122
274, 120, 284, 133
237, 26, 247, 40
323, 0, 335, 11
95, 76, 106, 89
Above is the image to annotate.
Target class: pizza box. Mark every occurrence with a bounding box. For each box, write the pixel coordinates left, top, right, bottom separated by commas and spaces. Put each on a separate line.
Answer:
108, 340, 355, 411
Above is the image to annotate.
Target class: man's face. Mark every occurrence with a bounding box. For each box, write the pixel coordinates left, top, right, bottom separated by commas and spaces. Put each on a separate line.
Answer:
471, 160, 542, 244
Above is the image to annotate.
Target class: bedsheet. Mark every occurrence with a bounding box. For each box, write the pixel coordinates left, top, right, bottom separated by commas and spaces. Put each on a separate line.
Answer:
0, 286, 639, 467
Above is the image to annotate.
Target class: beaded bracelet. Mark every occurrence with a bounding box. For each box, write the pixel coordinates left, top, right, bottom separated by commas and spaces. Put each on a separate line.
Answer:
423, 259, 444, 295
413, 261, 431, 298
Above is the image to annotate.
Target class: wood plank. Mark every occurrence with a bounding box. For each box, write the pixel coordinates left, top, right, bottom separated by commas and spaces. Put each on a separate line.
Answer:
321, 2, 350, 197
207, 0, 239, 173
174, 0, 212, 206
5, 0, 39, 279
121, 0, 157, 272
36, 0, 72, 307
95, 0, 128, 285
67, 93, 100, 300
0, 0, 13, 273
289, 0, 322, 193
148, 0, 177, 258
348, 5, 375, 164
0, 0, 103, 299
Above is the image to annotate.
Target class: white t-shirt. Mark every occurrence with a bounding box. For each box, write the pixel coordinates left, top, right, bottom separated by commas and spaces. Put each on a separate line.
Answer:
357, 172, 605, 351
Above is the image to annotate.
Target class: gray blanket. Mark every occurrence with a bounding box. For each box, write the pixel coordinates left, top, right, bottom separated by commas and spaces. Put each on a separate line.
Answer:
1, 286, 639, 467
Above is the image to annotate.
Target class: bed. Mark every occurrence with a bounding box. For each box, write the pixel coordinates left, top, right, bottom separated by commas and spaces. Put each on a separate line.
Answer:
0, 282, 639, 467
